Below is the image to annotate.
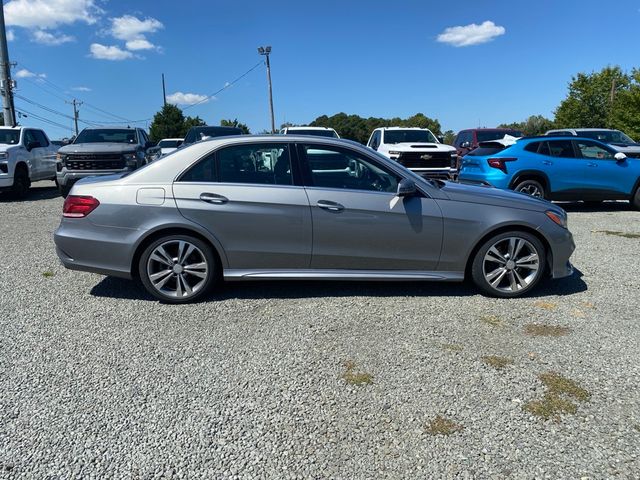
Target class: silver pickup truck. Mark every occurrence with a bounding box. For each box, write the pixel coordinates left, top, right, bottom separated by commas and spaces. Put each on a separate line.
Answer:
0, 126, 59, 198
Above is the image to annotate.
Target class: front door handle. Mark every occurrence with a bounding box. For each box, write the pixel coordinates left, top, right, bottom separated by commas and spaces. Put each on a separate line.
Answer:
586, 162, 598, 167
200, 192, 228, 204
317, 200, 344, 212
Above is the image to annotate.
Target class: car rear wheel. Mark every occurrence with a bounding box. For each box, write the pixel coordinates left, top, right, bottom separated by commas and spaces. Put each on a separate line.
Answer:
514, 179, 545, 199
471, 231, 546, 298
139, 235, 217, 303
632, 186, 640, 210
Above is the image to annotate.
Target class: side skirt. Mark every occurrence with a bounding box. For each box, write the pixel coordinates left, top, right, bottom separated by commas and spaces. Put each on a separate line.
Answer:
224, 269, 465, 282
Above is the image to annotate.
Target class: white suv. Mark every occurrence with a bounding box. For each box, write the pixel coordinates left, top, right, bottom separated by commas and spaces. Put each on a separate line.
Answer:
367, 127, 457, 179
0, 127, 58, 197
281, 126, 340, 138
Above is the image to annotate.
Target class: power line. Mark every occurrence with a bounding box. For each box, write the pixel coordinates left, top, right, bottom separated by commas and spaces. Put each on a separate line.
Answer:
183, 61, 264, 110
14, 93, 100, 126
15, 107, 74, 132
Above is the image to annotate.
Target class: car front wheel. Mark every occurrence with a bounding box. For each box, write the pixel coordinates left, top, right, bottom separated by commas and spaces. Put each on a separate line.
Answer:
471, 231, 546, 298
514, 179, 546, 199
138, 234, 217, 303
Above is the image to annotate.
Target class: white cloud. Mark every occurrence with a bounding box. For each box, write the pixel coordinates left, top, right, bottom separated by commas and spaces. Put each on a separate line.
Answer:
89, 43, 134, 61
15, 68, 46, 79
166, 92, 210, 106
437, 20, 505, 47
32, 29, 75, 45
4, 0, 101, 29
72, 86, 92, 92
125, 39, 154, 51
7, 30, 16, 41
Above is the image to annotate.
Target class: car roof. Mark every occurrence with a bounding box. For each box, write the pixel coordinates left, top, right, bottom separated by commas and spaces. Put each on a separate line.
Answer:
160, 137, 183, 141
81, 126, 138, 130
285, 126, 335, 130
379, 127, 432, 131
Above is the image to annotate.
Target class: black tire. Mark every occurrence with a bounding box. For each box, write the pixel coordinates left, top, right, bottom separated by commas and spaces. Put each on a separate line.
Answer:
58, 184, 71, 198
11, 165, 30, 198
632, 187, 640, 210
471, 231, 547, 298
513, 179, 546, 199
138, 234, 218, 303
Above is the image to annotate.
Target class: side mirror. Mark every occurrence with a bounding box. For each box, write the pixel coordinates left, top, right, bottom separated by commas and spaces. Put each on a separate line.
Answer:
26, 141, 39, 151
461, 141, 471, 149
437, 135, 444, 143
614, 152, 627, 162
396, 178, 417, 197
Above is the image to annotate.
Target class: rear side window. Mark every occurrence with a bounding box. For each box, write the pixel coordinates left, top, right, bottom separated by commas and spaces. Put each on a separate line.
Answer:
180, 143, 293, 185
548, 140, 575, 158
524, 141, 550, 156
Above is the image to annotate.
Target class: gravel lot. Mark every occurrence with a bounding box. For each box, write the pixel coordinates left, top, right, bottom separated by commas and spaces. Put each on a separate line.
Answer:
1, 182, 639, 479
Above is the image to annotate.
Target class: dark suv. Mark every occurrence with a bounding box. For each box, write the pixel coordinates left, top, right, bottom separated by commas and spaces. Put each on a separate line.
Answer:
181, 126, 244, 147
453, 128, 523, 157
56, 127, 154, 197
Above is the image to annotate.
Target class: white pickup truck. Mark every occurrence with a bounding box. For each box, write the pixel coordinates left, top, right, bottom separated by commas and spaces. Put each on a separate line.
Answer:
0, 126, 58, 197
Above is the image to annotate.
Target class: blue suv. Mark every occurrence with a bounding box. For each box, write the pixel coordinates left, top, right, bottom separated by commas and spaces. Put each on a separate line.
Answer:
458, 136, 640, 208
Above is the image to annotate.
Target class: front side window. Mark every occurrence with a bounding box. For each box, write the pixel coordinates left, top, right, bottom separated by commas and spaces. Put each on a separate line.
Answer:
24, 130, 38, 147
548, 140, 576, 158
302, 145, 399, 193
34, 130, 49, 147
180, 143, 293, 185
576, 140, 614, 160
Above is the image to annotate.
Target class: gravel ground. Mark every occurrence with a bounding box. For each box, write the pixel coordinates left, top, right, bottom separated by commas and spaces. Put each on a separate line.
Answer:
1, 182, 639, 479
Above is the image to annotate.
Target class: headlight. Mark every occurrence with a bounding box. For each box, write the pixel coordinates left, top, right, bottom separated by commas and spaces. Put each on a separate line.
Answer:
56, 152, 63, 161
389, 151, 401, 156
123, 153, 137, 161
545, 210, 568, 229
0, 152, 9, 160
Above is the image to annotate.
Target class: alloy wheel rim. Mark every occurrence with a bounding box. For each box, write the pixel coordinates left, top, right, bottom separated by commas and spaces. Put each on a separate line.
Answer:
482, 237, 540, 293
518, 183, 542, 198
147, 240, 208, 298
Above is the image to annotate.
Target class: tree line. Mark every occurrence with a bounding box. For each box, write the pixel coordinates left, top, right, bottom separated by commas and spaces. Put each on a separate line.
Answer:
148, 66, 640, 144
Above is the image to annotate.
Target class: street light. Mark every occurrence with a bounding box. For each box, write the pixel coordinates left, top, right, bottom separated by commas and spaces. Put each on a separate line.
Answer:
258, 45, 275, 134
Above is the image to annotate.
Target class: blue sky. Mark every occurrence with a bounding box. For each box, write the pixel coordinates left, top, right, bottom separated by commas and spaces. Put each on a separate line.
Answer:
5, 0, 640, 139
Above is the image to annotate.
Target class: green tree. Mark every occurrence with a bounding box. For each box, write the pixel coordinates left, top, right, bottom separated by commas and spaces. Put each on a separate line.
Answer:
609, 69, 640, 140
181, 115, 206, 136
149, 104, 185, 142
442, 130, 456, 145
499, 115, 555, 136
554, 66, 630, 129
220, 118, 250, 134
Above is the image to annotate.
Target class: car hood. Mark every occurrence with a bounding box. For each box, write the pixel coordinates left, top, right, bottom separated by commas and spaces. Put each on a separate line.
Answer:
387, 142, 455, 152
58, 143, 138, 154
610, 143, 640, 152
439, 181, 554, 212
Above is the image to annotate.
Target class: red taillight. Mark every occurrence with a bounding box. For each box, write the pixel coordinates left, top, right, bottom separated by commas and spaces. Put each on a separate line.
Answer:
487, 157, 517, 173
63, 195, 100, 218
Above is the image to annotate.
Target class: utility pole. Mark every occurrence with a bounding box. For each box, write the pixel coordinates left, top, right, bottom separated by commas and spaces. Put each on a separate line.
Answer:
258, 46, 275, 133
0, 2, 17, 126
66, 99, 82, 136
162, 73, 167, 108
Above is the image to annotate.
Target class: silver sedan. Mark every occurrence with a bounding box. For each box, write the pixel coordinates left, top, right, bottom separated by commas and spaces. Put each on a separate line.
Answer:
54, 136, 575, 303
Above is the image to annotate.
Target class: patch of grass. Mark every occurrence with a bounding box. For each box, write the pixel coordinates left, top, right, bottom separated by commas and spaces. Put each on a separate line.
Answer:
481, 315, 505, 327
533, 300, 557, 310
42, 270, 55, 278
442, 343, 463, 352
593, 230, 640, 239
571, 308, 586, 318
539, 372, 590, 401
342, 361, 373, 386
634, 425, 640, 433
425, 415, 463, 436
580, 301, 596, 309
524, 371, 590, 421
524, 324, 571, 337
482, 355, 514, 370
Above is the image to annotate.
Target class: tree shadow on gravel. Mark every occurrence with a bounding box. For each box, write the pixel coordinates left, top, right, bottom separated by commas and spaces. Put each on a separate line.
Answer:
0, 185, 60, 203
90, 268, 587, 302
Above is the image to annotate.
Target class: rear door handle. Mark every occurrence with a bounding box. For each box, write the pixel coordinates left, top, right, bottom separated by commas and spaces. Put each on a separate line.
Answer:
199, 192, 228, 204
587, 162, 597, 167
317, 200, 344, 212
543, 160, 553, 165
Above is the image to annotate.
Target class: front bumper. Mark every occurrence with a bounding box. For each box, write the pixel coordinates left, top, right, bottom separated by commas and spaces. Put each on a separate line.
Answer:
545, 226, 576, 279
56, 168, 130, 188
410, 167, 457, 180
0, 176, 13, 190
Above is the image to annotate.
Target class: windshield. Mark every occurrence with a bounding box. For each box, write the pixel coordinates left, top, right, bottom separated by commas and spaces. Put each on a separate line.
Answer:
476, 130, 522, 142
74, 129, 138, 144
384, 130, 437, 144
0, 130, 20, 145
286, 129, 337, 138
158, 140, 181, 148
579, 130, 636, 145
